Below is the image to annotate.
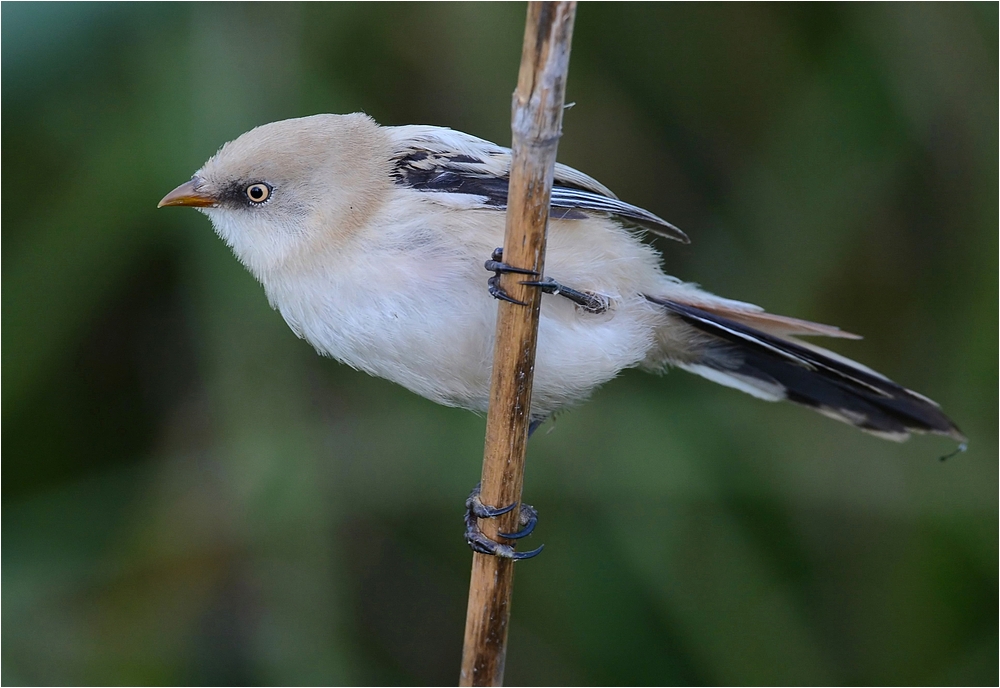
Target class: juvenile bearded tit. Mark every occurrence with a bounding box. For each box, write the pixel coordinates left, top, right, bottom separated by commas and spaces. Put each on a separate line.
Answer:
159, 113, 963, 556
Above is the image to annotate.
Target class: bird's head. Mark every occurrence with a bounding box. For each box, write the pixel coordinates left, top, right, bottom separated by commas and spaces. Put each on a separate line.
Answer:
159, 113, 391, 278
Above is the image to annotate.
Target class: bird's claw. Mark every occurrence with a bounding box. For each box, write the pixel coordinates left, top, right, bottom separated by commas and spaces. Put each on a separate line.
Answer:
485, 248, 538, 306
485, 249, 609, 314
488, 275, 529, 306
518, 278, 561, 293
464, 482, 544, 560
484, 247, 539, 276
499, 503, 538, 540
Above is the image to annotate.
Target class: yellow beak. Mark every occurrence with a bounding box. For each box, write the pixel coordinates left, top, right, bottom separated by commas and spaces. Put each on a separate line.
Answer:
157, 179, 217, 208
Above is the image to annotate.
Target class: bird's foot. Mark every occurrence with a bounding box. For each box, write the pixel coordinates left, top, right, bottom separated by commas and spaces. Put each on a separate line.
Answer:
464, 482, 543, 560
485, 248, 609, 314
485, 248, 538, 306
518, 277, 610, 314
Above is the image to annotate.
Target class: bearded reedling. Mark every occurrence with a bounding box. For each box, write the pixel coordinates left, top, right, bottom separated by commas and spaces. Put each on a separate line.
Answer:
160, 113, 965, 558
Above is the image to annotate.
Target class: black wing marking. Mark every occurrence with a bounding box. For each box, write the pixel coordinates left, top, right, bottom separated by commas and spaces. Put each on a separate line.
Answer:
649, 296, 965, 441
392, 148, 510, 204
548, 187, 687, 240
391, 146, 689, 243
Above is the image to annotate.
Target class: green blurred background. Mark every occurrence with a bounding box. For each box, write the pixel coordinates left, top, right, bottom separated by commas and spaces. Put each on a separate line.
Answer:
3, 2, 997, 685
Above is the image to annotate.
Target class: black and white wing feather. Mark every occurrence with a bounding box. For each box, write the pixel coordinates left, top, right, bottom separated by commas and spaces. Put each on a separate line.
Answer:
388, 125, 689, 243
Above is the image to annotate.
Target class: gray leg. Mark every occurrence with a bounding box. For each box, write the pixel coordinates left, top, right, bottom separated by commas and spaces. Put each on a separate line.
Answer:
485, 248, 609, 314
518, 277, 610, 314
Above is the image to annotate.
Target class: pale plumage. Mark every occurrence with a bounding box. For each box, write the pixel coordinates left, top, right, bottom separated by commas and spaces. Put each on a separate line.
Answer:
159, 113, 963, 443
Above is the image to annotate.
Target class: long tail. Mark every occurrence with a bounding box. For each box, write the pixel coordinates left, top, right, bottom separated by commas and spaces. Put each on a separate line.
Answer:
648, 296, 965, 442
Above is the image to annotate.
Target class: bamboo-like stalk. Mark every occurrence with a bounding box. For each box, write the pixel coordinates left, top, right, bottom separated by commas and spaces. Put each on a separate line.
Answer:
459, 3, 577, 686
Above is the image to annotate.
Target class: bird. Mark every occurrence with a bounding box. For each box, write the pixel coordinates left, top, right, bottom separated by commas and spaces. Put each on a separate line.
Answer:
160, 113, 964, 558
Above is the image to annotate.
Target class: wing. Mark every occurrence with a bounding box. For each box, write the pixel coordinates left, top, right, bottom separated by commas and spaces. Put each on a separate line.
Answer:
387, 125, 689, 243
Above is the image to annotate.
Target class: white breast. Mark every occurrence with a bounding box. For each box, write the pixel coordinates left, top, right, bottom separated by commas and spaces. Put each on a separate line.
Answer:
259, 197, 670, 417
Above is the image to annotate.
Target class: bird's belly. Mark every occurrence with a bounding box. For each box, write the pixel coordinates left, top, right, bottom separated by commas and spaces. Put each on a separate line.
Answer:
269, 264, 660, 417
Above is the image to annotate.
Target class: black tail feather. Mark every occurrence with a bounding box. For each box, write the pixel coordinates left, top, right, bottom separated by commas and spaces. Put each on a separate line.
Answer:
648, 297, 964, 442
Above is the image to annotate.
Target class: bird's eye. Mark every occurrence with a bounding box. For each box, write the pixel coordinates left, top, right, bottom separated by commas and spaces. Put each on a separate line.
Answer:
245, 182, 272, 205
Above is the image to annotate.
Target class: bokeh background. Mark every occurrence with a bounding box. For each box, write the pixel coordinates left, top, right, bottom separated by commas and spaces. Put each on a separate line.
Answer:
3, 2, 997, 685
